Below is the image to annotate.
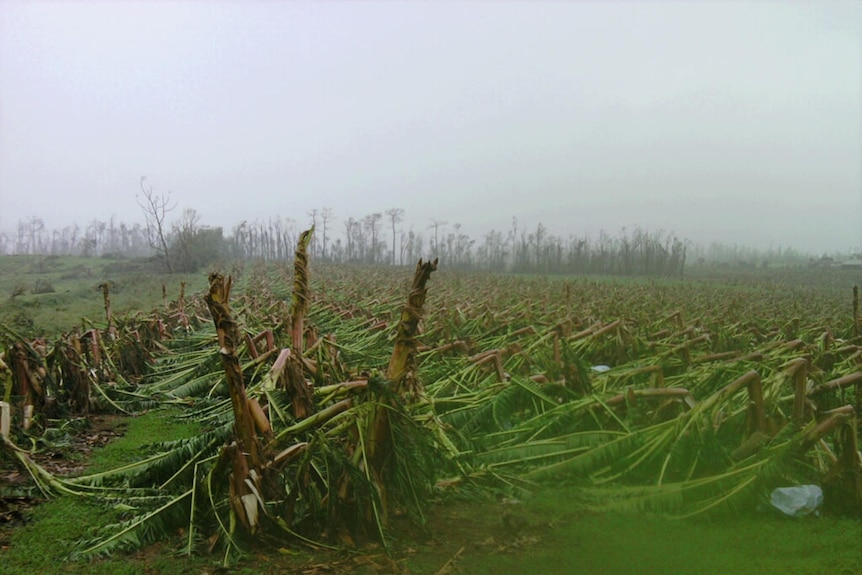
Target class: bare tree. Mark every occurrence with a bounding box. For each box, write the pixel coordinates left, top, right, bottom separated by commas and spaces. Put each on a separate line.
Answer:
321, 207, 334, 260
344, 217, 358, 261
23, 216, 45, 255
172, 208, 201, 272
508, 217, 519, 270
363, 212, 383, 264
428, 219, 447, 257
137, 176, 177, 272
385, 207, 404, 265
67, 223, 80, 255
85, 219, 106, 256
307, 209, 319, 258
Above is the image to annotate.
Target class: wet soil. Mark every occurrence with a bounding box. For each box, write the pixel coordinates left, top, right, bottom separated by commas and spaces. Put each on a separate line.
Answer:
0, 415, 127, 548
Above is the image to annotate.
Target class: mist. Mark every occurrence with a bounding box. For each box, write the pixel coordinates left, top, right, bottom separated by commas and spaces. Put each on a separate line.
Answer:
1, 1, 860, 255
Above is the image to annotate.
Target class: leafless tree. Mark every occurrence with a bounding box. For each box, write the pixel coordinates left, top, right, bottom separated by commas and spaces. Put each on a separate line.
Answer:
23, 216, 45, 255
428, 219, 447, 257
344, 217, 357, 261
137, 176, 177, 272
321, 207, 334, 260
364, 212, 383, 264
172, 208, 201, 272
385, 207, 404, 265
307, 209, 319, 257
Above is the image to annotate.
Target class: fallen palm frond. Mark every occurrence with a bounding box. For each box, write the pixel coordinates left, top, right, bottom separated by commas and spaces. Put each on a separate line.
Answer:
6, 261, 861, 563
32, 251, 449, 560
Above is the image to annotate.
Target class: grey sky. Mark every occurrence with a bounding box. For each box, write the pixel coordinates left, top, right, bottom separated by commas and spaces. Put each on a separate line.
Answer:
1, 1, 860, 253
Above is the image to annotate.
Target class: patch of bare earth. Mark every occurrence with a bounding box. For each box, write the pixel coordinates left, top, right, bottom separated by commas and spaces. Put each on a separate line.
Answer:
238, 496, 559, 575
0, 415, 127, 548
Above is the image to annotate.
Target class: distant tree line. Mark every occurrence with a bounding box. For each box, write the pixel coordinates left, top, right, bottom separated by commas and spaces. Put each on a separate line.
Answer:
1, 216, 153, 259
687, 242, 817, 268
0, 208, 690, 277
2, 200, 841, 277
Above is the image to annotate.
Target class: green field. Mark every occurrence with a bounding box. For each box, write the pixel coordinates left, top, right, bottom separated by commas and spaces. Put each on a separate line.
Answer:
1, 255, 860, 574
0, 255, 208, 336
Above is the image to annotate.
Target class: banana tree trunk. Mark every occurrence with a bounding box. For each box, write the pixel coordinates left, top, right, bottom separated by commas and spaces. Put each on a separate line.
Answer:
386, 258, 438, 394
204, 272, 266, 534
822, 416, 861, 514
364, 258, 438, 525
287, 228, 315, 418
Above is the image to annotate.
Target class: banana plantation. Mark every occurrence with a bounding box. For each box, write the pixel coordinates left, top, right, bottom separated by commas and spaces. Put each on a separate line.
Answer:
1, 232, 860, 565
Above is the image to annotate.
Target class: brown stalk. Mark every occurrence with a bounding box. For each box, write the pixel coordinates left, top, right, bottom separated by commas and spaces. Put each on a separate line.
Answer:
291, 227, 314, 353
711, 370, 767, 435
802, 405, 855, 450
691, 351, 739, 364
422, 340, 469, 356
99, 283, 113, 332
569, 321, 602, 342
204, 272, 266, 534
745, 373, 767, 435
386, 258, 438, 393
808, 371, 862, 397
782, 358, 809, 424
280, 229, 316, 420
244, 334, 259, 360
822, 416, 861, 514
84, 329, 102, 370
591, 319, 623, 339
249, 398, 274, 440
509, 325, 536, 338
625, 364, 665, 387
176, 281, 190, 331
664, 310, 684, 328
9, 342, 49, 418
470, 351, 507, 382
63, 333, 90, 413
362, 258, 437, 526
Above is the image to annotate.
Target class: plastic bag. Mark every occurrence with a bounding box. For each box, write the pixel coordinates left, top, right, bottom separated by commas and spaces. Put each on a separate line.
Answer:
769, 485, 822, 517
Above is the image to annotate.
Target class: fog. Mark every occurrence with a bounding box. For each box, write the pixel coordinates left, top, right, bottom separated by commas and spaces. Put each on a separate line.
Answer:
1, 1, 860, 254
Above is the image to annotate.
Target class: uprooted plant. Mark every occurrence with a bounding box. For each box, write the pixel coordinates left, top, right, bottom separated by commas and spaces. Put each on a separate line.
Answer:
1, 243, 860, 566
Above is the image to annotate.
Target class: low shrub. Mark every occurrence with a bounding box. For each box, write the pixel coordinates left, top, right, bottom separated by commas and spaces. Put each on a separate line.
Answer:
9, 284, 27, 298
33, 279, 56, 294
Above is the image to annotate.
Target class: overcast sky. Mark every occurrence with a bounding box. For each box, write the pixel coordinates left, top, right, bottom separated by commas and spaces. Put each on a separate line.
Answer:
1, 1, 860, 253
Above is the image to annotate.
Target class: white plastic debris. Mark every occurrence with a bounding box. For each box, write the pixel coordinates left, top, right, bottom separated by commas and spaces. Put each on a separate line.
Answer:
591, 365, 612, 373
770, 485, 823, 517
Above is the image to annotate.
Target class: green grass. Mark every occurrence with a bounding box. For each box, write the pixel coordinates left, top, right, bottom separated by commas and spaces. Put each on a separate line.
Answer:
5, 474, 859, 575
0, 408, 209, 575
449, 486, 862, 575
83, 411, 200, 473
0, 255, 208, 336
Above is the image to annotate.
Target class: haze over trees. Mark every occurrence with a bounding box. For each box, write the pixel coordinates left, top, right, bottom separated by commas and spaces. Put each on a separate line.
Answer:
0, 198, 853, 276
137, 177, 176, 273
